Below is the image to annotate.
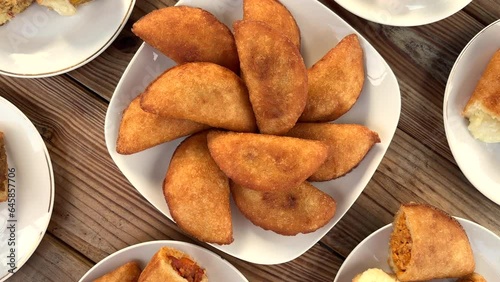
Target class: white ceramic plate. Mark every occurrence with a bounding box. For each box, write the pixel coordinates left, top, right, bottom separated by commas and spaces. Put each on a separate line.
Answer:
79, 240, 248, 282
334, 0, 471, 27
334, 218, 500, 281
0, 97, 54, 281
443, 20, 500, 206
104, 0, 401, 264
0, 0, 135, 78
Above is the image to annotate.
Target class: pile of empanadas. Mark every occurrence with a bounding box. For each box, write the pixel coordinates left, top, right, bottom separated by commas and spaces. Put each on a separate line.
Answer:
353, 203, 487, 282
116, 0, 380, 244
93, 247, 207, 282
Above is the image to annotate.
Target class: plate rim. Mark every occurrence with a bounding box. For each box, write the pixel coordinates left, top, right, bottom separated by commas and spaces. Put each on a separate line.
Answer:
104, 0, 401, 265
0, 97, 55, 281
334, 0, 471, 27
78, 240, 249, 282
443, 19, 500, 206
333, 217, 500, 282
0, 0, 136, 78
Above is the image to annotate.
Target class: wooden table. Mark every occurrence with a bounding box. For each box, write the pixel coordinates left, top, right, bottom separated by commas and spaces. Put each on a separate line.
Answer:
1, 1, 499, 281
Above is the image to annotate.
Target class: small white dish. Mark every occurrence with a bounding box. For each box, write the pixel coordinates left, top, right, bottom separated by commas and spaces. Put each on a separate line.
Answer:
104, 0, 401, 264
0, 0, 135, 78
79, 240, 248, 282
443, 20, 500, 206
0, 97, 54, 281
334, 217, 500, 281
334, 0, 471, 27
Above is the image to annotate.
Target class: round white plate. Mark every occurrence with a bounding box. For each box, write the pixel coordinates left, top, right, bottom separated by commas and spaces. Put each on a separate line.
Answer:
334, 218, 500, 281
334, 0, 471, 27
0, 0, 135, 78
443, 20, 500, 206
0, 97, 54, 281
104, 0, 401, 264
79, 240, 248, 282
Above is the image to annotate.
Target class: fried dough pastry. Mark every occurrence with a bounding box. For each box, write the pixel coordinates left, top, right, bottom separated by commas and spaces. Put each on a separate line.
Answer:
94, 261, 141, 282
138, 247, 208, 282
140, 62, 256, 132
231, 181, 336, 235
132, 6, 239, 73
207, 131, 328, 191
300, 34, 365, 122
243, 0, 301, 50
456, 273, 487, 282
234, 20, 308, 135
463, 49, 500, 143
0, 131, 7, 202
116, 95, 209, 155
164, 131, 233, 244
389, 203, 475, 281
286, 123, 380, 181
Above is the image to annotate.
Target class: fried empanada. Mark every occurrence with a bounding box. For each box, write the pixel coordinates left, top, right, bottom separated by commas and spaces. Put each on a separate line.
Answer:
164, 131, 233, 245
243, 0, 301, 50
231, 181, 336, 235
138, 247, 207, 282
300, 34, 365, 122
116, 96, 209, 155
389, 203, 475, 281
132, 6, 239, 73
234, 20, 308, 135
462, 49, 500, 143
94, 261, 141, 282
207, 131, 328, 191
140, 62, 257, 133
286, 123, 380, 181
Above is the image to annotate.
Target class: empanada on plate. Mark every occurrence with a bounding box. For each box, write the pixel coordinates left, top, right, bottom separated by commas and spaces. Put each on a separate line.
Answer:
231, 181, 336, 235
164, 131, 233, 245
234, 20, 308, 135
300, 34, 365, 122
286, 123, 380, 181
132, 6, 239, 73
207, 131, 328, 191
138, 247, 208, 282
141, 62, 256, 133
389, 203, 475, 281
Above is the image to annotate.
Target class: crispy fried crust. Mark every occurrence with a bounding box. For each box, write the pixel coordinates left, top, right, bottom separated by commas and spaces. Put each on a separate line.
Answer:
140, 62, 257, 132
243, 0, 301, 50
0, 0, 34, 25
207, 131, 328, 191
231, 181, 336, 235
389, 203, 475, 281
286, 123, 380, 181
132, 6, 239, 73
138, 247, 208, 282
116, 95, 209, 155
94, 261, 141, 282
300, 34, 365, 122
0, 132, 7, 202
164, 131, 233, 245
234, 20, 308, 135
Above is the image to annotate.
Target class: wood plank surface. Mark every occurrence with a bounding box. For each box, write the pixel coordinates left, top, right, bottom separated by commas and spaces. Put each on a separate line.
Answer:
1, 1, 499, 281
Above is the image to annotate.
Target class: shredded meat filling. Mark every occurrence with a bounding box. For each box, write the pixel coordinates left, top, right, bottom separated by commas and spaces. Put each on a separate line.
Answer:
390, 212, 412, 273
168, 256, 205, 282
